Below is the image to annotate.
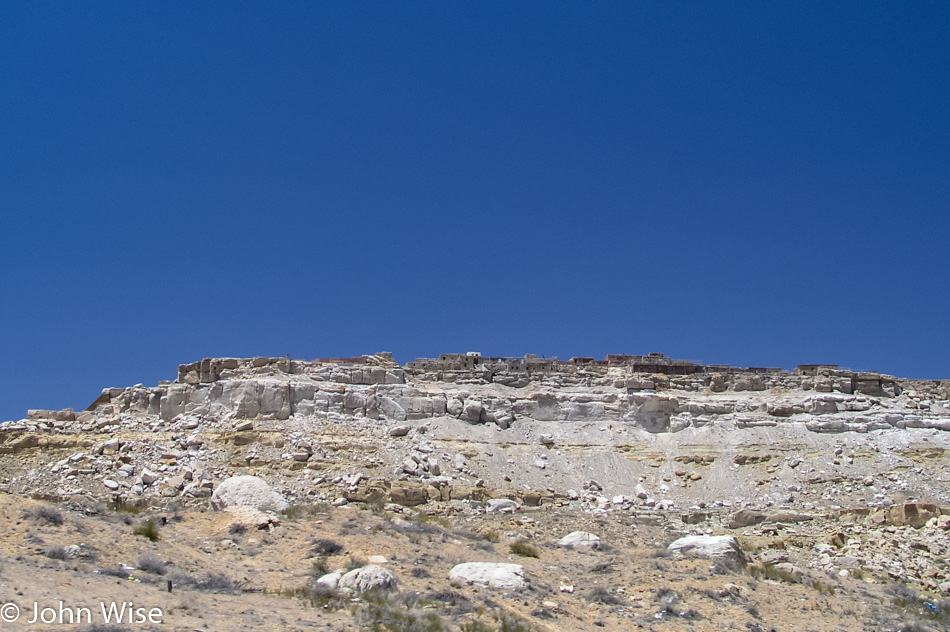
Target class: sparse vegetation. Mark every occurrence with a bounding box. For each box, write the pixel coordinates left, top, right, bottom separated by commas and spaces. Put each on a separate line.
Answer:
493, 613, 535, 632
132, 518, 160, 542
136, 553, 166, 575
416, 513, 451, 529
311, 538, 344, 555
311, 557, 331, 576
746, 562, 800, 585
483, 530, 500, 543
188, 572, 247, 594
885, 585, 950, 629
283, 503, 331, 519
357, 595, 448, 632
43, 545, 67, 560
345, 554, 367, 571
810, 578, 836, 595
24, 505, 64, 526
588, 585, 623, 605
508, 540, 539, 558
100, 565, 131, 579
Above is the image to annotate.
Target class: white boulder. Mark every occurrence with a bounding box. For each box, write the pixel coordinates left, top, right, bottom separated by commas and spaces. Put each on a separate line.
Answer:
558, 531, 601, 550
667, 535, 746, 568
338, 565, 396, 595
449, 563, 526, 591
486, 498, 520, 514
210, 475, 289, 513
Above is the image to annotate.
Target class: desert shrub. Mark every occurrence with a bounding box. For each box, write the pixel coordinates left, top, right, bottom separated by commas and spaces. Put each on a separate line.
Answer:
136, 554, 166, 575
387, 518, 444, 539
192, 572, 247, 594
810, 578, 836, 595
509, 540, 539, 558
421, 590, 474, 614
656, 588, 680, 605
888, 583, 919, 607
746, 563, 799, 584
416, 514, 451, 529
132, 519, 160, 542
886, 584, 950, 628
356, 592, 448, 632
590, 562, 613, 573
228, 523, 247, 536
24, 506, 64, 526
587, 585, 622, 605
307, 581, 345, 610
367, 496, 389, 515
409, 567, 431, 579
345, 555, 367, 571
283, 503, 331, 519
311, 557, 331, 577
100, 565, 131, 579
483, 531, 500, 543
311, 538, 344, 555
495, 613, 535, 632
43, 546, 67, 560
452, 528, 482, 541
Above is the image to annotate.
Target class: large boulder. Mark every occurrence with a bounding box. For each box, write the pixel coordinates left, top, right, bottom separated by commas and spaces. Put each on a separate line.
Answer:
449, 563, 526, 591
312, 570, 344, 594
486, 498, 520, 514
210, 475, 289, 513
667, 535, 746, 569
461, 400, 483, 424
338, 565, 396, 595
557, 531, 601, 550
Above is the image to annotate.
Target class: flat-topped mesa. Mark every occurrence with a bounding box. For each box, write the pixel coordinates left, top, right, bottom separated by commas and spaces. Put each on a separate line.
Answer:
10, 352, 946, 436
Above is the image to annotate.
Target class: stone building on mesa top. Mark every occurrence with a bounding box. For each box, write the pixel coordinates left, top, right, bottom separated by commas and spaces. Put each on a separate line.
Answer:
406, 352, 786, 377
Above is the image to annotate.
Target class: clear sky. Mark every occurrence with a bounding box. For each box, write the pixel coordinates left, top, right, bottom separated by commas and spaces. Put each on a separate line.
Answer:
1, 2, 948, 421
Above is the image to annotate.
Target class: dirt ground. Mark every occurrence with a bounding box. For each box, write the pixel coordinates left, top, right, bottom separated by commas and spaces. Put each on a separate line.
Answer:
0, 492, 944, 632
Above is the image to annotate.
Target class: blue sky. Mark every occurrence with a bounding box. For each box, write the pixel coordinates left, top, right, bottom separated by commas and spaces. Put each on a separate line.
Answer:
1, 2, 948, 421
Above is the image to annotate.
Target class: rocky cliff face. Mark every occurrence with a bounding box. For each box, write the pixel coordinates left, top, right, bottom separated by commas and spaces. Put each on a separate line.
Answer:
3, 354, 950, 519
